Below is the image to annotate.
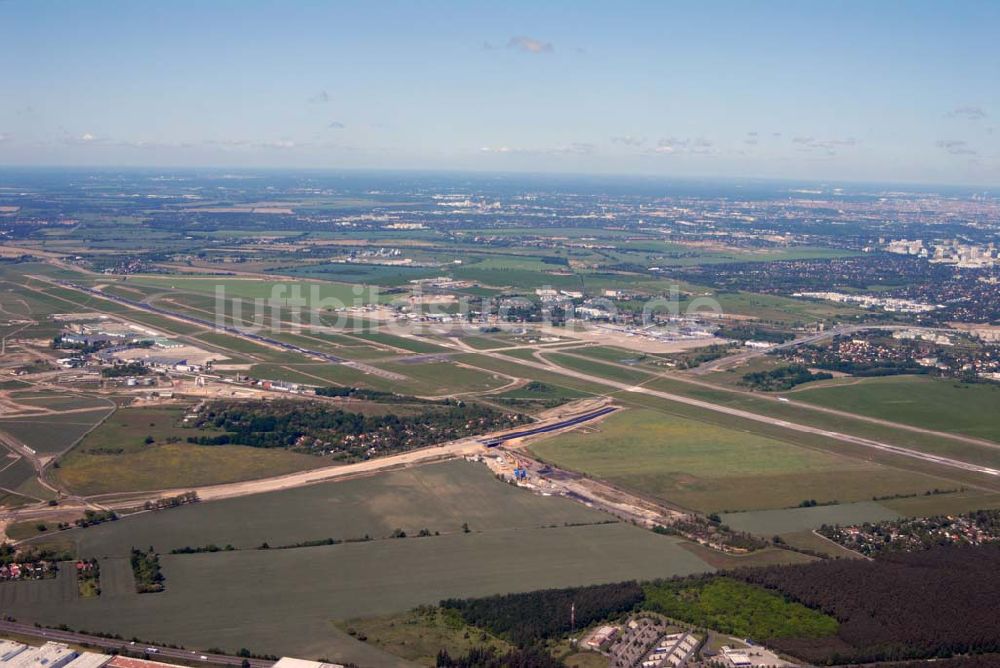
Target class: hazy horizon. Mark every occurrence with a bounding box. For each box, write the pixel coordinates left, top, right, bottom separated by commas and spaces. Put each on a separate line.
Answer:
2, 0, 999, 186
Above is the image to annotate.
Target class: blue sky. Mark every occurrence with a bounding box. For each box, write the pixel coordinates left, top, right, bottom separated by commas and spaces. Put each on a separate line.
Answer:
1, 0, 999, 185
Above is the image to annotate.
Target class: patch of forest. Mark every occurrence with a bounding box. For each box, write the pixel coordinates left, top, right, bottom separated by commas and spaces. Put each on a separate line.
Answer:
641, 576, 837, 641
733, 544, 1000, 664
185, 398, 530, 460
441, 582, 644, 645
436, 544, 1000, 666
130, 547, 164, 594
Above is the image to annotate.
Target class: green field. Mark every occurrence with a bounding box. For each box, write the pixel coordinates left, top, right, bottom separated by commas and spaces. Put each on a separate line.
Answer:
335, 607, 512, 667
530, 408, 964, 513
789, 375, 1000, 443
53, 405, 323, 495
245, 358, 509, 396
642, 576, 838, 640
375, 361, 510, 396
6, 461, 715, 665
491, 381, 592, 412
57, 461, 606, 554
878, 490, 1000, 516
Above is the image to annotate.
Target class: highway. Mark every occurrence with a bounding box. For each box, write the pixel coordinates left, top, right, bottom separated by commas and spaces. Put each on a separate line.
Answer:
0, 620, 274, 668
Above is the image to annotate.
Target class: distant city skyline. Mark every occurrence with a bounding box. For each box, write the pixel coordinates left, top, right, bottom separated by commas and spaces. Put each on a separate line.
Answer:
1, 0, 999, 186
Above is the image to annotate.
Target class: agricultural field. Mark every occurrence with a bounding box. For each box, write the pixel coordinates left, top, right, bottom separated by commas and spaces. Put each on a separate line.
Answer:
0, 458, 43, 504
5, 461, 715, 665
0, 397, 114, 456
787, 375, 1000, 443
529, 408, 966, 513
54, 461, 607, 554
718, 501, 902, 536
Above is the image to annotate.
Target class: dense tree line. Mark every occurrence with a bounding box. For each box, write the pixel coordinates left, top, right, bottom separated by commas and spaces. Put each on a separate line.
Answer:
314, 386, 439, 404
717, 325, 796, 343
0, 543, 73, 566
170, 544, 235, 554
441, 581, 643, 645
101, 362, 151, 378
732, 544, 1000, 664
142, 491, 199, 511
75, 509, 118, 528
186, 399, 529, 459
741, 364, 833, 391
801, 357, 927, 377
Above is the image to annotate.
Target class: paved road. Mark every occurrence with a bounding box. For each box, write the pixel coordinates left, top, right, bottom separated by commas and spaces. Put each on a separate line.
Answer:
480, 406, 618, 445
0, 620, 274, 668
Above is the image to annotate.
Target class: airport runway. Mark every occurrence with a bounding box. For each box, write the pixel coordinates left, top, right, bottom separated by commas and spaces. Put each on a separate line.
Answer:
474, 350, 1000, 479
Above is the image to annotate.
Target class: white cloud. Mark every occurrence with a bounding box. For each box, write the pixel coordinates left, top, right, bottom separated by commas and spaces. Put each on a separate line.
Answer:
258, 140, 297, 149
308, 90, 330, 104
651, 137, 716, 155
946, 106, 987, 121
505, 36, 554, 54
328, 120, 346, 129
611, 135, 645, 147
935, 139, 977, 155
791, 136, 858, 155
551, 142, 596, 155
